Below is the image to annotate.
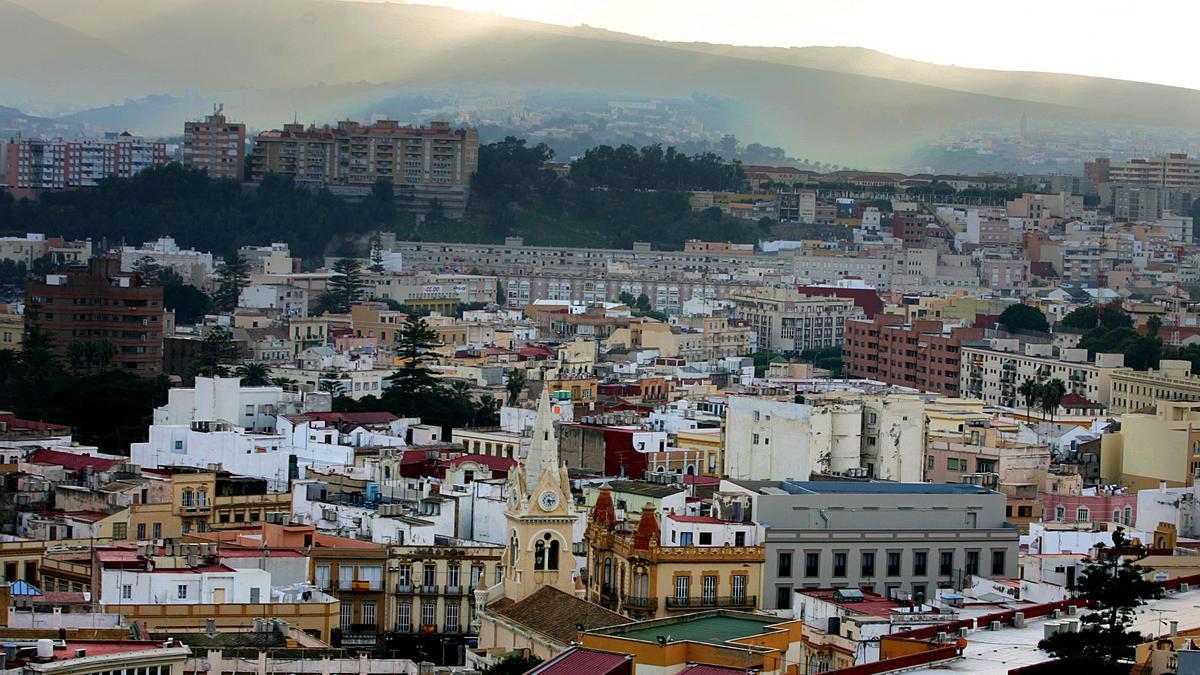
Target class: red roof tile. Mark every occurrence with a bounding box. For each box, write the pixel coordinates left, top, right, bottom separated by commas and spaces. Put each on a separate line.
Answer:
442, 454, 516, 471
529, 647, 632, 674
26, 449, 119, 472
677, 666, 753, 674
668, 514, 735, 524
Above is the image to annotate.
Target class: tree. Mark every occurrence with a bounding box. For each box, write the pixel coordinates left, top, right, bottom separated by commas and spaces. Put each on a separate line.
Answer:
505, 368, 527, 405
189, 327, 239, 379
1060, 305, 1099, 330
132, 255, 162, 284
618, 291, 637, 308
65, 340, 116, 374
385, 315, 441, 394
1038, 528, 1161, 674
234, 362, 272, 386
368, 234, 386, 273
1018, 378, 1042, 418
474, 393, 500, 427
635, 293, 652, 313
997, 303, 1049, 334
322, 258, 366, 314
1146, 315, 1162, 338
480, 652, 542, 675
212, 253, 250, 312
1039, 378, 1067, 421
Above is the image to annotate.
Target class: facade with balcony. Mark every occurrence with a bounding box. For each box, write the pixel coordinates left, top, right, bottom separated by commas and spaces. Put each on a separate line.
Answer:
583, 488, 764, 620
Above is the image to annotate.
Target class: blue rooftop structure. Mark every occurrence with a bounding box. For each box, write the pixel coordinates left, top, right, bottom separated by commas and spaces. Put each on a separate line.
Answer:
9, 580, 41, 596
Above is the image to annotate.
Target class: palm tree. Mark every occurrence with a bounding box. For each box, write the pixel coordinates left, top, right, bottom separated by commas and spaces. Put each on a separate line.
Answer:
270, 376, 297, 387
234, 362, 272, 386
505, 368, 527, 406
1018, 378, 1042, 418
1040, 379, 1067, 422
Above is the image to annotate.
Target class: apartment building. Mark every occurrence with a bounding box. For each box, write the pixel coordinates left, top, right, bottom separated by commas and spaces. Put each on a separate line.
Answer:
723, 394, 926, 483
1109, 360, 1200, 413
777, 189, 817, 223
730, 287, 864, 355
843, 316, 983, 396
792, 253, 892, 289
3, 133, 168, 197
1101, 401, 1200, 490
250, 120, 479, 216
24, 257, 165, 375
959, 337, 1127, 408
1088, 153, 1200, 191
724, 480, 1019, 610
182, 106, 246, 180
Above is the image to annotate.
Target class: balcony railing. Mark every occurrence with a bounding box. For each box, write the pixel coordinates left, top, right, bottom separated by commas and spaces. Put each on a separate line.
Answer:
417, 584, 439, 595
338, 579, 383, 591
665, 595, 757, 609
394, 583, 414, 595
396, 623, 413, 633
621, 595, 656, 610
444, 585, 464, 596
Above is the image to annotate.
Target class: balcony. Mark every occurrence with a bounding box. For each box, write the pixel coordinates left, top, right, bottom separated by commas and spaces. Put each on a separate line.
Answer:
396, 623, 413, 633
443, 585, 464, 596
338, 579, 383, 591
394, 583, 414, 595
665, 595, 757, 610
621, 595, 656, 611
417, 584, 439, 595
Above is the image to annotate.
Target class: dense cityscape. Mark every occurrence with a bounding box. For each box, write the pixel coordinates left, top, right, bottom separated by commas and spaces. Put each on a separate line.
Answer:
5, 2, 1200, 675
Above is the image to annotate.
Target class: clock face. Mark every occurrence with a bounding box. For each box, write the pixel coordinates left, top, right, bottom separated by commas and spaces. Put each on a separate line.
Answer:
538, 490, 560, 512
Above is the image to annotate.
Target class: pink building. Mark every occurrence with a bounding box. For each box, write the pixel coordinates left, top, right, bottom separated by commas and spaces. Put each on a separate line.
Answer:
1041, 490, 1136, 526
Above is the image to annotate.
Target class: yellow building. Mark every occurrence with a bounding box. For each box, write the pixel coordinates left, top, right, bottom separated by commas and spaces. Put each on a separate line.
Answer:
672, 429, 724, 478
604, 320, 680, 358
0, 305, 21, 351
1101, 400, 1200, 489
1109, 360, 1200, 413
168, 469, 292, 534
584, 493, 764, 621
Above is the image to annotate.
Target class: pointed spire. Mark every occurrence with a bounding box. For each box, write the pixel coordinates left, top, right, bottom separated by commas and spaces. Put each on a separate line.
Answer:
591, 485, 617, 529
524, 388, 559, 493
632, 502, 660, 550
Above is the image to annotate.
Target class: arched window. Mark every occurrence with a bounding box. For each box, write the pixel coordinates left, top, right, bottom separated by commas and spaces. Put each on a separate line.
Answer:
1055, 505, 1065, 521
1076, 507, 1090, 523
534, 540, 546, 570
1113, 509, 1121, 523
509, 533, 519, 572
548, 540, 560, 570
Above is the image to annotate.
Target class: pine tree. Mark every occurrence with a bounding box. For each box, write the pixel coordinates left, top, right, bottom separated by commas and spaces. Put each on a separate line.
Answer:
212, 253, 250, 312
369, 234, 386, 273
323, 258, 366, 313
385, 314, 440, 393
188, 327, 239, 379
1039, 528, 1161, 673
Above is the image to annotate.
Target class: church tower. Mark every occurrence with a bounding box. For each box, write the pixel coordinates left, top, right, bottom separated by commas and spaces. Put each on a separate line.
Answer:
501, 389, 578, 601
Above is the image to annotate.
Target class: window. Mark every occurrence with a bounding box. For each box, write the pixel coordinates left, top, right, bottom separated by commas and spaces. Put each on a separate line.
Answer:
1055, 505, 1066, 521
679, 532, 693, 546
735, 531, 746, 547
913, 551, 928, 576
940, 552, 953, 576
446, 602, 460, 632
887, 552, 901, 576
112, 522, 127, 540
250, 587, 261, 603
423, 564, 436, 588
966, 551, 980, 576
397, 602, 412, 630
861, 551, 875, 577
315, 564, 331, 589
699, 532, 713, 545
422, 601, 436, 627
447, 564, 461, 589
152, 522, 161, 539
702, 575, 718, 605
177, 584, 188, 600
1124, 506, 1133, 525
341, 602, 353, 629
674, 575, 690, 602
775, 586, 791, 610
732, 575, 747, 604
121, 585, 132, 600
534, 540, 546, 570
833, 553, 847, 577
777, 551, 793, 577
362, 600, 377, 626
805, 552, 819, 577
991, 551, 1006, 575
1076, 507, 1090, 523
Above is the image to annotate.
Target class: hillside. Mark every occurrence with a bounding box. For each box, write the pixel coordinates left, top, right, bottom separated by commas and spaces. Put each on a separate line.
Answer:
3, 0, 1198, 166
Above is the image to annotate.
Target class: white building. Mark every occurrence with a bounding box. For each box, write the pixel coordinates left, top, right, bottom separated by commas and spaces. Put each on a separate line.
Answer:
1137, 483, 1200, 538
100, 558, 271, 606
239, 283, 309, 318
119, 236, 214, 287
723, 394, 925, 482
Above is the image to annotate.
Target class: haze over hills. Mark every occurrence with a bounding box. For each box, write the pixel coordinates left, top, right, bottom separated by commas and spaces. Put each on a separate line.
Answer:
2, 0, 1198, 167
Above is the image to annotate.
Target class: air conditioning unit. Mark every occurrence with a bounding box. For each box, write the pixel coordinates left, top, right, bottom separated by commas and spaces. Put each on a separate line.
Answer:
1066, 605, 1078, 616
989, 621, 1001, 631
958, 627, 969, 638
1013, 612, 1025, 628
1050, 609, 1060, 619
1181, 583, 1191, 592
935, 632, 947, 643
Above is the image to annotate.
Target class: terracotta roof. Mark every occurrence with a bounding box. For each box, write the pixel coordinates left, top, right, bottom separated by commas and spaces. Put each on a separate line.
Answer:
299, 411, 399, 425
632, 503, 660, 549
529, 647, 632, 674
591, 486, 618, 530
677, 666, 754, 674
26, 449, 119, 472
492, 586, 626, 645
442, 454, 516, 471
668, 514, 735, 525
1060, 393, 1103, 409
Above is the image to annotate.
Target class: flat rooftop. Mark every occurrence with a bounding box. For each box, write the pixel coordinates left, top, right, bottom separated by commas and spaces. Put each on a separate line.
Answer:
603, 613, 780, 646
732, 480, 996, 496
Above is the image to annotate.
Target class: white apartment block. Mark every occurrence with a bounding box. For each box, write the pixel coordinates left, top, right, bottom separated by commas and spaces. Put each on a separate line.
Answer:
959, 338, 1127, 408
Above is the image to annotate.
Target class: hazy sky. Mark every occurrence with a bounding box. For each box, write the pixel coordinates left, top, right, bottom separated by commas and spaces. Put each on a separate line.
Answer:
399, 0, 1200, 90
